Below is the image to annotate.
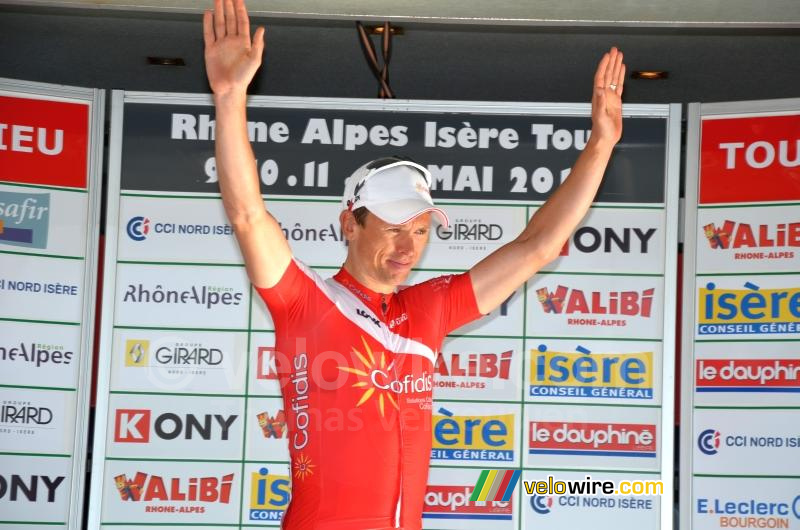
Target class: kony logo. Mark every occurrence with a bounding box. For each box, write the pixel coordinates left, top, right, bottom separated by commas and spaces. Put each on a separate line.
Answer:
696, 359, 800, 392
697, 428, 721, 455
113, 471, 234, 504
114, 409, 238, 443
560, 227, 657, 256
423, 485, 512, 520
0, 474, 65, 503
529, 421, 657, 458
703, 220, 798, 260
256, 347, 278, 380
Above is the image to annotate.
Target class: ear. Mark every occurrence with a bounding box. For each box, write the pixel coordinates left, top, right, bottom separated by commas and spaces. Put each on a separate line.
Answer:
340, 210, 358, 242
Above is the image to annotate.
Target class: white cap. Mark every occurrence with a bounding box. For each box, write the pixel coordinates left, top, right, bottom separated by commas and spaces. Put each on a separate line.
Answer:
341, 157, 449, 227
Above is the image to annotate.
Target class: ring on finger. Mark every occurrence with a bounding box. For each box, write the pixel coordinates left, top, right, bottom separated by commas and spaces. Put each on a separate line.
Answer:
609, 83, 617, 90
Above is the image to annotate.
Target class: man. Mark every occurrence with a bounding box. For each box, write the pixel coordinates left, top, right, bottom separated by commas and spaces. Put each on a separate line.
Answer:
203, 0, 625, 528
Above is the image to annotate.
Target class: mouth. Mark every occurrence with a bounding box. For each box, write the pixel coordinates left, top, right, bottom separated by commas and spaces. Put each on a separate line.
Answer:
387, 259, 413, 271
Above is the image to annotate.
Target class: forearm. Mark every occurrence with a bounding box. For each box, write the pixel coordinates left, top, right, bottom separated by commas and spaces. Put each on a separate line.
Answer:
520, 136, 616, 261
214, 90, 266, 227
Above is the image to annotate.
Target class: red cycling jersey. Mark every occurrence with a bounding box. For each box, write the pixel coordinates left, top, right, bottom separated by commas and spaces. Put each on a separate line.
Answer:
256, 259, 481, 530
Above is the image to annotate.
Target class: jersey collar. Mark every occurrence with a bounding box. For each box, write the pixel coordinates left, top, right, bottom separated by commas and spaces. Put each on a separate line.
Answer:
333, 267, 394, 316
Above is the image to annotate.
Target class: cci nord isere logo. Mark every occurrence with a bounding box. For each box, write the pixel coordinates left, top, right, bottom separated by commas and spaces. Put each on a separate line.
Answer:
698, 428, 721, 455
127, 216, 150, 241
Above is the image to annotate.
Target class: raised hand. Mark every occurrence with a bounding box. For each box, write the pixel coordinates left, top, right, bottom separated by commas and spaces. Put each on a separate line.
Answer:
203, 0, 265, 97
590, 47, 625, 146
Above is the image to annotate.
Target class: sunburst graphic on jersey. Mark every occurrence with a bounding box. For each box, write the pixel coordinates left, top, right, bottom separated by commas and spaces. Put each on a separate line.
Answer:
338, 335, 399, 417
293, 453, 315, 481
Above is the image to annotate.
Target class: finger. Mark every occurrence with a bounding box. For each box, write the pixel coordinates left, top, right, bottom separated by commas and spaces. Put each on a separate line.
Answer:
603, 47, 617, 88
252, 26, 266, 57
617, 63, 626, 96
611, 49, 624, 87
593, 52, 610, 89
236, 0, 250, 40
224, 0, 236, 36
213, 0, 225, 39
203, 10, 215, 46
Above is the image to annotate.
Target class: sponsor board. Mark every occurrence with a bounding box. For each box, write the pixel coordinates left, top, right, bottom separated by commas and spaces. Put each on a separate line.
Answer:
415, 204, 526, 271
268, 201, 347, 267
0, 387, 75, 454
114, 263, 250, 329
0, 184, 89, 256
110, 329, 247, 395
523, 404, 660, 471
431, 402, 520, 467
247, 333, 281, 396
697, 205, 800, 274
694, 409, 800, 475
0, 321, 81, 390
101, 461, 240, 524
542, 208, 665, 274
693, 342, 800, 407
695, 275, 800, 339
521, 470, 659, 530
434, 336, 523, 402
525, 339, 662, 405
118, 196, 241, 263
700, 113, 800, 205
407, 269, 524, 337
245, 397, 290, 462
424, 467, 517, 530
693, 476, 800, 530
0, 94, 89, 189
241, 463, 291, 526
106, 393, 245, 460
0, 454, 72, 523
526, 274, 664, 339
0, 253, 85, 323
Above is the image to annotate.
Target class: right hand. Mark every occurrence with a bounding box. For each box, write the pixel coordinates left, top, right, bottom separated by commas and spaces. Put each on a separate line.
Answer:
203, 0, 265, 97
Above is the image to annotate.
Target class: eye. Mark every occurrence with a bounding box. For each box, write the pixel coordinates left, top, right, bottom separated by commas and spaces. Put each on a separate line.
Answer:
415, 228, 428, 235
387, 227, 402, 233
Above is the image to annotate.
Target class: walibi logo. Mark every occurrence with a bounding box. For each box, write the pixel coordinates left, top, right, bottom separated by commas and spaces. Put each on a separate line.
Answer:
697, 428, 721, 455
530, 494, 554, 515
126, 216, 150, 241
0, 190, 50, 249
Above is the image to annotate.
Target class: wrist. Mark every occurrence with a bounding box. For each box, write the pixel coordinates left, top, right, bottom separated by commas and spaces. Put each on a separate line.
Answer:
213, 89, 249, 108
586, 134, 618, 153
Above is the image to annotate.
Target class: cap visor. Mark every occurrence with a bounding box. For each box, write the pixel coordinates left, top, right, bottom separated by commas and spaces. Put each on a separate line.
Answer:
368, 199, 449, 228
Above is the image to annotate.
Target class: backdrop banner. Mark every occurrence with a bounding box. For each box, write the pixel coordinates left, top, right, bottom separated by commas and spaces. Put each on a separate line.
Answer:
89, 93, 680, 530
681, 98, 800, 530
0, 77, 105, 530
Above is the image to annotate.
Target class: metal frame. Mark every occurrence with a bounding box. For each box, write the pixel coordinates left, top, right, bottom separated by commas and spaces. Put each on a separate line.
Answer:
0, 76, 105, 530
88, 91, 678, 530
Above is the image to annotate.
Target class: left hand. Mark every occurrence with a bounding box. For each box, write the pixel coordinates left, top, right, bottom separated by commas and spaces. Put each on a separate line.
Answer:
590, 47, 625, 145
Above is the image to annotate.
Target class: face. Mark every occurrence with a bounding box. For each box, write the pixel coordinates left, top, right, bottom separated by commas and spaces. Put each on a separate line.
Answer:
342, 210, 431, 291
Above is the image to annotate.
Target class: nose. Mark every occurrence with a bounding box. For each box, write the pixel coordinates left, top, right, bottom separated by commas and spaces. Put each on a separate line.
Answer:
395, 231, 414, 256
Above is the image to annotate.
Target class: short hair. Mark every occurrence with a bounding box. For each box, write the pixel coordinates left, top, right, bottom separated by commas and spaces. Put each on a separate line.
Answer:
352, 206, 370, 227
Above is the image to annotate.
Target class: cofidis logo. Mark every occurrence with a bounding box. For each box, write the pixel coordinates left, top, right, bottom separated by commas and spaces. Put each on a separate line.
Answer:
536, 285, 654, 327
249, 467, 290, 522
529, 422, 656, 458
696, 359, 800, 393
530, 344, 653, 400
423, 485, 513, 521
698, 281, 800, 336
703, 220, 798, 260
432, 407, 515, 463
0, 190, 50, 249
696, 495, 800, 528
